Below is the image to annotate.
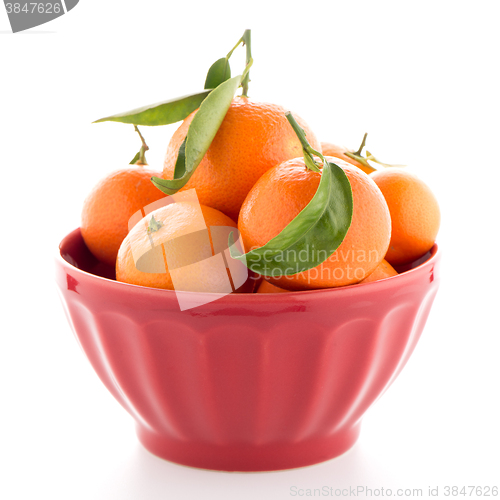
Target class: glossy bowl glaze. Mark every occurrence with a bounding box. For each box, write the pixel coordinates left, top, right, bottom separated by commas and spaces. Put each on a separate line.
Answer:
55, 228, 441, 471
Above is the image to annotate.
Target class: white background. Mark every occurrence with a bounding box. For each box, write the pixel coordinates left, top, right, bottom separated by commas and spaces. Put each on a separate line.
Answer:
1, 1, 499, 499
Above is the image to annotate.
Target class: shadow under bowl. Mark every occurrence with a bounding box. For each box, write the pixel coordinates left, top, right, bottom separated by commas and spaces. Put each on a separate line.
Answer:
55, 228, 441, 471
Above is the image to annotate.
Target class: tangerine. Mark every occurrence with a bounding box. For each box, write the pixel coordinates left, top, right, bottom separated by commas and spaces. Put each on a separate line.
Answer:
81, 166, 166, 267
370, 168, 440, 265
256, 280, 289, 294
359, 259, 398, 284
163, 96, 321, 221
238, 157, 391, 290
116, 201, 240, 292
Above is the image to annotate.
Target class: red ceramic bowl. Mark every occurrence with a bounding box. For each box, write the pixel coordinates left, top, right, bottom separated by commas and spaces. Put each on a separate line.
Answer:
55, 228, 441, 471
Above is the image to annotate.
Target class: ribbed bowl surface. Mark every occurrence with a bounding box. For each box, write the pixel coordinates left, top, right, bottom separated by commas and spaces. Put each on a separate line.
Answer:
55, 228, 441, 471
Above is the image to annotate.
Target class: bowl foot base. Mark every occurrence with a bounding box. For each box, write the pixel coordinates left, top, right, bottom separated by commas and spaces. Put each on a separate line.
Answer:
136, 423, 361, 472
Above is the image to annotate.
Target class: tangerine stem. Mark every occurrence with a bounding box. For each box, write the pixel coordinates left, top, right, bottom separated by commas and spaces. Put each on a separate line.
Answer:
344, 132, 377, 173
285, 112, 322, 173
226, 35, 244, 59
241, 29, 252, 97
134, 125, 149, 165
354, 132, 368, 156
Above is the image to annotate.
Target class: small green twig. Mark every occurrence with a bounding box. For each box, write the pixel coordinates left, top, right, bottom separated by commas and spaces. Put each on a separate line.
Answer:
241, 29, 252, 97
134, 125, 149, 165
226, 34, 244, 59
365, 151, 406, 168
344, 132, 376, 173
285, 112, 323, 173
224, 30, 253, 97
353, 132, 368, 156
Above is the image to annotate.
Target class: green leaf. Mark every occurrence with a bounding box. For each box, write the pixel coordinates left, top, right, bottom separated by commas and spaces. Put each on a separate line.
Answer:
129, 151, 140, 165
93, 90, 212, 126
229, 159, 353, 277
204, 58, 231, 89
173, 137, 187, 179
151, 74, 242, 195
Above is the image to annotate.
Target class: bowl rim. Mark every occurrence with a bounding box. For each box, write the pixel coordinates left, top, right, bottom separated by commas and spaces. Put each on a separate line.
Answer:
57, 227, 440, 300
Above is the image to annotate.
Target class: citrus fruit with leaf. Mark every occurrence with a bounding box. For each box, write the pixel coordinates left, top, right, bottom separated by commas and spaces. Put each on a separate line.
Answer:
116, 201, 242, 292
162, 96, 322, 221
94, 31, 320, 223
238, 154, 391, 290
370, 168, 440, 265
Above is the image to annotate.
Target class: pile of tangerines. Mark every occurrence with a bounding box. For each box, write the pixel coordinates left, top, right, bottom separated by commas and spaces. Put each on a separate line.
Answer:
81, 31, 440, 295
